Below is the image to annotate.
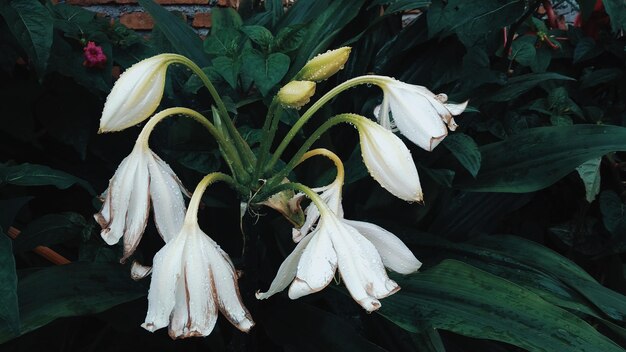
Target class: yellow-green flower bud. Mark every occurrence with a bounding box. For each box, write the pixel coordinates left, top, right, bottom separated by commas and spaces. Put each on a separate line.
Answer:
277, 81, 316, 108
295, 47, 351, 82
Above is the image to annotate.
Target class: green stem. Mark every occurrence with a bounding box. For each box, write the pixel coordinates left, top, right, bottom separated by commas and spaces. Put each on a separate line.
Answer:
261, 113, 358, 197
185, 172, 240, 224
268, 182, 331, 216
174, 56, 256, 169
266, 75, 382, 171
136, 107, 247, 180
253, 98, 280, 182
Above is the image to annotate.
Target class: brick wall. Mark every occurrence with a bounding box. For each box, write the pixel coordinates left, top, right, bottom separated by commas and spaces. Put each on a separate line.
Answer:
56, 0, 238, 35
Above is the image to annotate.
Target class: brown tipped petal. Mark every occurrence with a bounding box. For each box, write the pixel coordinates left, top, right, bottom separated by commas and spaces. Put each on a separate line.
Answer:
121, 157, 151, 261
148, 152, 187, 242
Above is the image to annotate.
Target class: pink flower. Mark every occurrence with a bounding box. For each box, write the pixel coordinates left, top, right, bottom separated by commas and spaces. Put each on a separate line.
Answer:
83, 41, 107, 69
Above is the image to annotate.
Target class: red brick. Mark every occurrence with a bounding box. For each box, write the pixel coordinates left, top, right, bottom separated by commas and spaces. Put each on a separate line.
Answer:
120, 12, 154, 30
192, 13, 212, 28
68, 0, 208, 4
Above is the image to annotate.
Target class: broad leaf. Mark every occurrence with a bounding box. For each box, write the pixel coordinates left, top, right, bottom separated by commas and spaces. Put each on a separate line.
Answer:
0, 163, 94, 195
0, 262, 146, 342
212, 55, 240, 89
13, 212, 90, 252
137, 0, 208, 67
0, 229, 19, 338
576, 157, 602, 203
442, 133, 481, 177
600, 191, 626, 235
241, 50, 290, 96
0, 0, 53, 76
380, 260, 624, 352
486, 72, 575, 102
241, 25, 274, 51
454, 125, 626, 193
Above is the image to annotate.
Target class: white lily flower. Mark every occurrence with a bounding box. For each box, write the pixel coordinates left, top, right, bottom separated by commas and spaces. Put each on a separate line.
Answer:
374, 77, 468, 151
100, 54, 178, 133
353, 116, 423, 202
94, 142, 188, 262
143, 221, 254, 338
259, 149, 421, 312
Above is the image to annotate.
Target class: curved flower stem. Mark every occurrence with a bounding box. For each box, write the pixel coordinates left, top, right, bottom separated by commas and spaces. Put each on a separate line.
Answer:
173, 55, 256, 170
299, 148, 345, 185
259, 113, 361, 200
253, 98, 280, 182
266, 75, 383, 172
185, 172, 243, 224
136, 107, 248, 181
269, 182, 331, 217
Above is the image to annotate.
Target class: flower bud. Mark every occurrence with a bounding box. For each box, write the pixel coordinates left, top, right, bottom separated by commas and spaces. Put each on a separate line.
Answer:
277, 81, 316, 108
295, 47, 351, 82
100, 54, 177, 133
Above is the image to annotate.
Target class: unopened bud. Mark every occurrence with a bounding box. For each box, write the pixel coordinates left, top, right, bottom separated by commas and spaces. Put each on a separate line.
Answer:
277, 81, 316, 108
295, 47, 351, 82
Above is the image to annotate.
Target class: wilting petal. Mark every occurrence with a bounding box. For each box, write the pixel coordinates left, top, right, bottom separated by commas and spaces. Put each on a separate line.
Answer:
293, 182, 343, 242
147, 151, 187, 242
130, 261, 152, 280
288, 224, 337, 299
100, 55, 173, 132
356, 117, 422, 202
375, 77, 468, 151
256, 233, 314, 300
210, 246, 254, 332
142, 234, 186, 332
345, 220, 421, 275
332, 218, 399, 312
121, 152, 151, 261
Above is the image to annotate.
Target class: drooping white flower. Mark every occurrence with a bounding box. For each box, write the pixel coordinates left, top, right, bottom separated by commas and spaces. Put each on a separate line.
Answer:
100, 54, 179, 133
374, 77, 468, 151
143, 221, 254, 338
259, 151, 421, 312
353, 116, 423, 202
94, 142, 188, 262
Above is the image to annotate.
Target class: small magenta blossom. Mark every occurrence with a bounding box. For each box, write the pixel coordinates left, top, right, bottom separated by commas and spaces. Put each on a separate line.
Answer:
83, 41, 107, 69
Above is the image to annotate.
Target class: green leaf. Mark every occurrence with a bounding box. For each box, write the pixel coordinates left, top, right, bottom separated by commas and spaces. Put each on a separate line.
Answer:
531, 46, 552, 73
241, 25, 274, 51
454, 125, 626, 193
137, 0, 208, 67
0, 262, 146, 343
576, 157, 602, 203
241, 50, 289, 96
212, 55, 240, 89
443, 133, 481, 177
13, 212, 89, 252
0, 0, 53, 76
580, 68, 623, 89
573, 37, 597, 63
510, 36, 537, 67
203, 28, 241, 56
0, 163, 94, 195
384, 0, 431, 15
603, 0, 626, 32
0, 229, 19, 338
486, 72, 575, 102
273, 24, 308, 53
380, 260, 625, 352
600, 190, 625, 234
211, 7, 242, 32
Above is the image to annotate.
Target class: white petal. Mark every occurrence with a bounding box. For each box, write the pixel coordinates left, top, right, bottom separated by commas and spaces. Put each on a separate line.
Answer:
171, 229, 218, 338
332, 218, 399, 312
121, 150, 151, 261
387, 86, 448, 151
208, 239, 254, 332
100, 55, 170, 132
100, 149, 144, 245
288, 223, 337, 299
344, 220, 421, 274
147, 151, 187, 242
130, 261, 152, 280
256, 233, 315, 300
356, 118, 423, 202
142, 233, 186, 332
444, 100, 469, 116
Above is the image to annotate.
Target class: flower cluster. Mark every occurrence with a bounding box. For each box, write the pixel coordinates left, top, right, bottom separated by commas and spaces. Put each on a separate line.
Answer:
95, 49, 467, 339
83, 41, 107, 69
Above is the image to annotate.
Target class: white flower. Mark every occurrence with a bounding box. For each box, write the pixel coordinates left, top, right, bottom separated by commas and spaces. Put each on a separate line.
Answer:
354, 117, 423, 202
143, 222, 254, 338
94, 142, 188, 262
375, 77, 468, 151
259, 174, 421, 312
100, 54, 177, 133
